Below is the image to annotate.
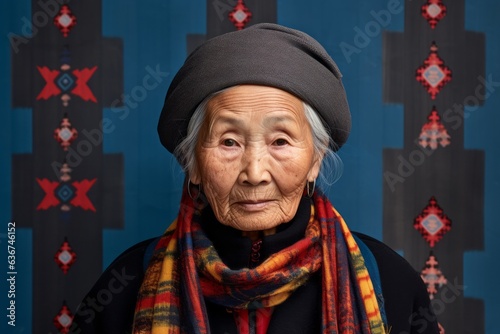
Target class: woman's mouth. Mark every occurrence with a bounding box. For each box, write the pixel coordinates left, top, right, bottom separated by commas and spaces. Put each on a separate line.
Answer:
236, 200, 273, 211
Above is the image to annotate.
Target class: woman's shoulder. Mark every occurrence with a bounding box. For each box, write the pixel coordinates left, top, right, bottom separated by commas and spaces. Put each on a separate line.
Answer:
354, 232, 427, 277
106, 236, 160, 272
72, 237, 160, 334
353, 232, 417, 275
352, 232, 440, 333
352, 231, 427, 294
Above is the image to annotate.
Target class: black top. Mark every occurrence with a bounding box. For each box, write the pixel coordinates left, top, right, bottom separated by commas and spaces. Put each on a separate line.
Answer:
72, 198, 439, 333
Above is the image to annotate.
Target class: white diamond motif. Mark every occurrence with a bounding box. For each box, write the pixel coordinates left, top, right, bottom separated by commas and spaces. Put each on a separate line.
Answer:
58, 14, 73, 27
58, 250, 72, 264
58, 313, 72, 327
427, 4, 442, 18
233, 10, 247, 23
59, 128, 72, 141
421, 214, 444, 235
423, 65, 445, 87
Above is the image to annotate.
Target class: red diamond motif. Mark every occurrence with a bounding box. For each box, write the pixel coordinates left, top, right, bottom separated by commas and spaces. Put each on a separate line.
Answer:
416, 42, 452, 99
54, 114, 78, 151
421, 251, 447, 300
54, 238, 77, 274
54, 5, 77, 37
418, 106, 450, 150
422, 0, 447, 29
414, 197, 452, 247
53, 301, 74, 333
229, 0, 252, 30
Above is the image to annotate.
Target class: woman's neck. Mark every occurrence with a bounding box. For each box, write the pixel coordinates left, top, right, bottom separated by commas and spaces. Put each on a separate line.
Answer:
242, 228, 277, 241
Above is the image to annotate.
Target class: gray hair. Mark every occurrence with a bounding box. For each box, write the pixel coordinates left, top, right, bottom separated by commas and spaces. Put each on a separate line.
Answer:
173, 89, 343, 187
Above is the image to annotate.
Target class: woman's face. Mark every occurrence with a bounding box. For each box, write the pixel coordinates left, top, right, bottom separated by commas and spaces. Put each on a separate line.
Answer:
191, 85, 321, 232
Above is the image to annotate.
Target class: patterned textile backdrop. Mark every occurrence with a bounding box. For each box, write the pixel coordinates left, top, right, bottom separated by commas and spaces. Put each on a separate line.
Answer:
0, 0, 499, 333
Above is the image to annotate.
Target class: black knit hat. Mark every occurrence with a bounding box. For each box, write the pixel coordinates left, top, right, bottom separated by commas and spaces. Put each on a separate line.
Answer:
158, 23, 351, 155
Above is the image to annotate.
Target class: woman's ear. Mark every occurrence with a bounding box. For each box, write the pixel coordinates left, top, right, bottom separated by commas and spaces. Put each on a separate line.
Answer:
189, 163, 202, 185
308, 153, 323, 182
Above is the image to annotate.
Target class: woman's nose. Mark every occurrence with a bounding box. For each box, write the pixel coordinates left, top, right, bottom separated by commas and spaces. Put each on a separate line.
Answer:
239, 147, 272, 186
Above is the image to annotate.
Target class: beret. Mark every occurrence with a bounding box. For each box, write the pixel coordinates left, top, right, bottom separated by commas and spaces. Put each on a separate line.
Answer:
158, 23, 351, 155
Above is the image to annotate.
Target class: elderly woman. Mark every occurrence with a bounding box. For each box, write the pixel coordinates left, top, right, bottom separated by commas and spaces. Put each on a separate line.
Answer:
74, 24, 439, 333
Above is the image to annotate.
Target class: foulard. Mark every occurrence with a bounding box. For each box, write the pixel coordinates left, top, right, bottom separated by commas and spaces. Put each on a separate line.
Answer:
133, 188, 386, 333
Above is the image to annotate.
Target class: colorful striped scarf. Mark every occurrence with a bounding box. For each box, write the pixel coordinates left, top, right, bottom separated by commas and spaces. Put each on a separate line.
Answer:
133, 187, 386, 333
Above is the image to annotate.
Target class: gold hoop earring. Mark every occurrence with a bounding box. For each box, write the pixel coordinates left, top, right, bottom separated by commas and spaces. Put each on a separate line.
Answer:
187, 179, 201, 200
306, 179, 316, 198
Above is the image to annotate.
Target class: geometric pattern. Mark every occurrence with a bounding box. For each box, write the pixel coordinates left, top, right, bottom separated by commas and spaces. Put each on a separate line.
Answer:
420, 251, 447, 300
418, 106, 450, 150
36, 177, 97, 212
54, 4, 77, 37
53, 301, 74, 334
60, 45, 71, 64
414, 196, 452, 247
416, 42, 452, 100
60, 46, 73, 107
57, 73, 75, 91
57, 184, 74, 202
10, 0, 124, 331
54, 239, 77, 274
54, 114, 78, 151
36, 66, 98, 103
421, 0, 447, 29
383, 0, 486, 331
59, 163, 72, 183
229, 0, 252, 30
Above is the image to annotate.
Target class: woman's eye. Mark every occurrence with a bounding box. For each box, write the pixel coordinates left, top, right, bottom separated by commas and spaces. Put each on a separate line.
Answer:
274, 138, 288, 146
223, 139, 236, 147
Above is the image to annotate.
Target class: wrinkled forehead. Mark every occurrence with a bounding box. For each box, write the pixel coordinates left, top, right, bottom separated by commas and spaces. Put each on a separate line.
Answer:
200, 85, 311, 138
205, 85, 305, 116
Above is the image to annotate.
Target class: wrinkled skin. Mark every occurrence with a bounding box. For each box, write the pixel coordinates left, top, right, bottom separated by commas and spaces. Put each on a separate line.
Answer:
191, 85, 322, 233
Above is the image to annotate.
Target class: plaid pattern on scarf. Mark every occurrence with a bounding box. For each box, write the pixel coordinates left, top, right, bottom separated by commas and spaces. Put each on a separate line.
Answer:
132, 187, 386, 333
